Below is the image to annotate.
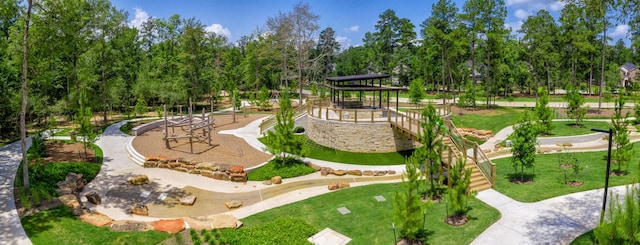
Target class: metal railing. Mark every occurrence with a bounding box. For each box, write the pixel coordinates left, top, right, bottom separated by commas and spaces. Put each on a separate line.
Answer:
259, 102, 309, 134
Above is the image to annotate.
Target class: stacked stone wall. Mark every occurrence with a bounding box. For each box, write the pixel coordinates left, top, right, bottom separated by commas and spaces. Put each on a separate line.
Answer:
306, 116, 416, 153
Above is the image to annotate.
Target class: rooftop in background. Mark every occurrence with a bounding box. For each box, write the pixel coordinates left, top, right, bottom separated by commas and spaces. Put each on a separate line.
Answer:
622, 62, 637, 72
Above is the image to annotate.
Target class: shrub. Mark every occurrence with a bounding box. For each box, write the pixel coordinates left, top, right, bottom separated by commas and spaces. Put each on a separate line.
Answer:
28, 134, 48, 158
248, 159, 316, 181
292, 126, 305, 134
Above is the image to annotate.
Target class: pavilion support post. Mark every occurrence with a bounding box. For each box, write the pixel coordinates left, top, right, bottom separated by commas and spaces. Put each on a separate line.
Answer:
164, 104, 170, 149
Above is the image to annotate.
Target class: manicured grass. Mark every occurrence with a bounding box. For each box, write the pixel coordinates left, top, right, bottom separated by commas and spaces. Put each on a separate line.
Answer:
240, 183, 501, 245
247, 159, 316, 181
22, 206, 171, 245
451, 106, 524, 134
259, 137, 410, 165
52, 128, 71, 136
492, 142, 640, 202
542, 121, 611, 137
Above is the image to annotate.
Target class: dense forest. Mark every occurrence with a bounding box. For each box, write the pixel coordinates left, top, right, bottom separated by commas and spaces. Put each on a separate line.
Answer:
0, 0, 639, 140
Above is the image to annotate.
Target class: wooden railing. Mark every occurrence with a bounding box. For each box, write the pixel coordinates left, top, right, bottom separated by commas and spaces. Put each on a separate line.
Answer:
443, 119, 496, 187
307, 100, 391, 123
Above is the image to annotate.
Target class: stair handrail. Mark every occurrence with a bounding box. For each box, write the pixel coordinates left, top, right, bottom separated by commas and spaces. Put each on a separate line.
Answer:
259, 101, 309, 135
444, 119, 495, 187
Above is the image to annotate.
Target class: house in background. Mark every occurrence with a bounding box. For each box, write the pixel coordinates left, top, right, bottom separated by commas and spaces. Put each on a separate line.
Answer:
621, 62, 639, 88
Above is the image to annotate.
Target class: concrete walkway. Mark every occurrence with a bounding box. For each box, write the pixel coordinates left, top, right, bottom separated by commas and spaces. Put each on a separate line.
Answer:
0, 139, 32, 245
0, 112, 633, 244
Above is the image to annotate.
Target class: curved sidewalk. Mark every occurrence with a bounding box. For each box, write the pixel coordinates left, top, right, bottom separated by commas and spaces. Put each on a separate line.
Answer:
0, 115, 632, 245
0, 139, 32, 245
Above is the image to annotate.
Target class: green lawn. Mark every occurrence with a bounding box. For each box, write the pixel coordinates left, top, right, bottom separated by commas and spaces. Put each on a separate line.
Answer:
492, 142, 640, 202
542, 121, 611, 137
259, 136, 410, 165
451, 106, 524, 134
240, 183, 500, 245
22, 206, 171, 245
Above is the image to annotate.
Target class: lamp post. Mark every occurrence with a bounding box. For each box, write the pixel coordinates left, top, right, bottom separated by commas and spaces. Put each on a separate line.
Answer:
591, 128, 613, 224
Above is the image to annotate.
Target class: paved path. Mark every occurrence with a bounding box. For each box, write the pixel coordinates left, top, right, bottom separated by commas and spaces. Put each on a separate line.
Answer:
0, 139, 32, 245
0, 112, 633, 244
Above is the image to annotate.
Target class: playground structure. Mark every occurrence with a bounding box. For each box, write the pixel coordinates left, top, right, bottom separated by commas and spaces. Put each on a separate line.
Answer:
163, 99, 216, 154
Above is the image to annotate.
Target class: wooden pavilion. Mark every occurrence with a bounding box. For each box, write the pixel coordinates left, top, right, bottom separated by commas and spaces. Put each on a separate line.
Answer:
324, 74, 405, 111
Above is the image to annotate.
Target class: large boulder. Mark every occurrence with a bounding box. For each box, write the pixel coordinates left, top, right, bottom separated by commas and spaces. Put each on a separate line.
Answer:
130, 203, 149, 216
84, 191, 101, 205
213, 172, 230, 181
200, 170, 213, 178
143, 161, 158, 168
225, 200, 243, 209
331, 170, 347, 176
229, 165, 244, 174
168, 161, 182, 168
210, 214, 241, 229
80, 212, 113, 227
339, 182, 351, 189
59, 194, 80, 209
346, 170, 362, 176
270, 176, 282, 184
320, 167, 333, 176
179, 196, 197, 206
328, 183, 340, 190
128, 175, 149, 185
195, 162, 218, 171
363, 170, 374, 176
217, 164, 232, 172
110, 220, 149, 232
153, 219, 185, 234
56, 173, 85, 195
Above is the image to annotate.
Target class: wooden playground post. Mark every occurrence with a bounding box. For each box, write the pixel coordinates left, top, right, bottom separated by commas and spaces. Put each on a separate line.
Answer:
164, 104, 169, 149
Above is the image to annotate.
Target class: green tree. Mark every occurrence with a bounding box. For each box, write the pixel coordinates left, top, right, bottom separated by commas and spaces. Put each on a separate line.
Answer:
408, 78, 426, 106
257, 85, 272, 111
594, 186, 640, 244
134, 95, 147, 118
520, 10, 560, 94
446, 158, 476, 222
511, 110, 538, 182
264, 88, 306, 166
417, 104, 447, 199
76, 106, 96, 160
394, 151, 429, 243
534, 87, 554, 135
422, 0, 459, 104
611, 95, 634, 173
565, 87, 587, 126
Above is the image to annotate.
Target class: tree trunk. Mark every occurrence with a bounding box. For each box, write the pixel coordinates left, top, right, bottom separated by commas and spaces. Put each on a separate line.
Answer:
20, 0, 33, 189
598, 11, 606, 115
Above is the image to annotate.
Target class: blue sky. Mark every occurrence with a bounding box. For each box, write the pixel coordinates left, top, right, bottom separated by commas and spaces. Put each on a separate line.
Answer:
111, 0, 630, 48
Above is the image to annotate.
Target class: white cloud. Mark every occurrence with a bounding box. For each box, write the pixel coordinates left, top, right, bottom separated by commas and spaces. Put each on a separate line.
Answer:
205, 24, 232, 39
336, 36, 351, 49
345, 25, 359, 33
610, 24, 629, 38
506, 0, 566, 12
514, 9, 530, 20
505, 21, 524, 32
129, 8, 150, 29
549, 1, 567, 11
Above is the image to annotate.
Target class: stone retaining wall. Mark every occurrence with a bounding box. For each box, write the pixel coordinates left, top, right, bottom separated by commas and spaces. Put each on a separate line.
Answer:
306, 116, 416, 153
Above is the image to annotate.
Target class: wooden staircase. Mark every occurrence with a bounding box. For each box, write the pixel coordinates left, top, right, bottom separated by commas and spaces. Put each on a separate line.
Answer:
441, 135, 492, 192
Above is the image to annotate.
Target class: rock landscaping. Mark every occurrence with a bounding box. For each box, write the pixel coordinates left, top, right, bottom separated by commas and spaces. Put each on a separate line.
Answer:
143, 156, 248, 182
